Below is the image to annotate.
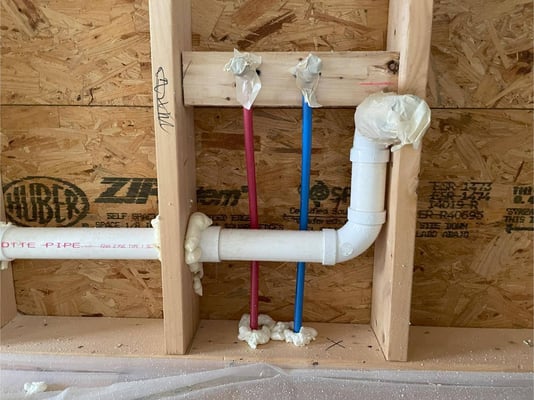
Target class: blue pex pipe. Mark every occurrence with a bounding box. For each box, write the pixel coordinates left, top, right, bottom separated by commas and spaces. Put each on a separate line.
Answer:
294, 97, 313, 333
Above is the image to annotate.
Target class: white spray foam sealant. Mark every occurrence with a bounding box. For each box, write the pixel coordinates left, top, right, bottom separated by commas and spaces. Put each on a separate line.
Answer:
24, 382, 47, 395
238, 314, 275, 349
184, 212, 213, 296
271, 321, 318, 346
238, 314, 318, 349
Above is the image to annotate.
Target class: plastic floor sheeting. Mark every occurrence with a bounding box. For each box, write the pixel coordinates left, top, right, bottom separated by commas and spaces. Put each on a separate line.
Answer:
1, 354, 532, 399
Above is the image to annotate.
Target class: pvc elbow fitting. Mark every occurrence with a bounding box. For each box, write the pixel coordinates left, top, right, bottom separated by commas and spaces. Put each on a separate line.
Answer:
334, 217, 384, 264
322, 208, 385, 266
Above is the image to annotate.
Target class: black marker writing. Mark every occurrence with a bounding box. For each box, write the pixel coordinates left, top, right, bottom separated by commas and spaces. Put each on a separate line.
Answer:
154, 67, 174, 131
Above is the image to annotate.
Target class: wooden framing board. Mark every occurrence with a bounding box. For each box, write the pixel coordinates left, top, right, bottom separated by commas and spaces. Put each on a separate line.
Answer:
0, 267, 16, 328
1, 315, 532, 373
372, 0, 434, 361
0, 175, 17, 327
148, 0, 198, 355
183, 51, 399, 106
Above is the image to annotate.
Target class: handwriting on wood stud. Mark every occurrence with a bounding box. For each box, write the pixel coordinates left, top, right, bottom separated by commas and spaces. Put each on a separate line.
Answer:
154, 67, 174, 132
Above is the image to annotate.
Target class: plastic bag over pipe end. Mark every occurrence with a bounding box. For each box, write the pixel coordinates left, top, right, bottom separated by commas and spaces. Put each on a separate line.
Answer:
290, 53, 323, 108
354, 92, 431, 151
224, 49, 262, 110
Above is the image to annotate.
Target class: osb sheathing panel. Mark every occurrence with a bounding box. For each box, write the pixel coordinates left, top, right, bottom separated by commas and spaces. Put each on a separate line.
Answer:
191, 0, 388, 52
413, 110, 533, 328
1, 106, 162, 317
0, 0, 151, 106
428, 0, 533, 108
0, 0, 532, 327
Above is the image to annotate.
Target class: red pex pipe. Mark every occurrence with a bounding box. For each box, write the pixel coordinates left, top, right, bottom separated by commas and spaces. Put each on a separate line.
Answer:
243, 107, 260, 330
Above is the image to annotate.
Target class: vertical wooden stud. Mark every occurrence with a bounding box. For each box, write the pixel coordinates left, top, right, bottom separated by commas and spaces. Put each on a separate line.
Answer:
371, 0, 434, 361
0, 266, 16, 327
148, 0, 198, 354
1, 176, 17, 327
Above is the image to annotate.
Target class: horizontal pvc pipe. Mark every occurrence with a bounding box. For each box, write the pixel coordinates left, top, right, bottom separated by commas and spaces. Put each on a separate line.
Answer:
199, 227, 329, 264
219, 229, 327, 263
0, 225, 159, 261
198, 222, 382, 266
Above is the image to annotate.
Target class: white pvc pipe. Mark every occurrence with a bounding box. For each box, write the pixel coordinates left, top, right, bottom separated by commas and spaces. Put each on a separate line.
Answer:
199, 227, 332, 264
192, 135, 389, 266
336, 135, 388, 263
0, 225, 159, 261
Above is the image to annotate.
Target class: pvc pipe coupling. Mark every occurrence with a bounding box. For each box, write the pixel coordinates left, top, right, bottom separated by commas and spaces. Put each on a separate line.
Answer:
0, 222, 14, 264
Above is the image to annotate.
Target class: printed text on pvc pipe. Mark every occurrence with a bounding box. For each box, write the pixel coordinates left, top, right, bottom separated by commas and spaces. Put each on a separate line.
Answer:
1, 241, 155, 249
1, 241, 80, 249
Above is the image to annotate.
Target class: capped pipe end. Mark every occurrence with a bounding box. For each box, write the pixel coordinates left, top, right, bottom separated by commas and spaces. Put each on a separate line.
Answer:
354, 92, 431, 151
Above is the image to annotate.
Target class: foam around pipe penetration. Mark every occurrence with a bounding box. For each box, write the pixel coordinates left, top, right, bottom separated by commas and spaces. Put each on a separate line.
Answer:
238, 314, 318, 349
185, 212, 214, 296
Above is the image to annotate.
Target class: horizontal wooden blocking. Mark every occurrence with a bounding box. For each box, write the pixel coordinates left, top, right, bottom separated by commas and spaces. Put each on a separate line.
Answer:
183, 51, 399, 107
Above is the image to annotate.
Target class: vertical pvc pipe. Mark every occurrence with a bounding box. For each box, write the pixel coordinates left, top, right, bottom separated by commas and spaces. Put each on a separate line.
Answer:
294, 97, 312, 333
243, 107, 260, 330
